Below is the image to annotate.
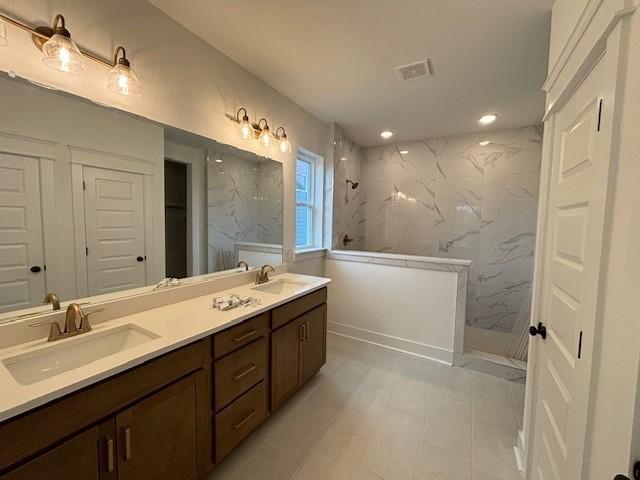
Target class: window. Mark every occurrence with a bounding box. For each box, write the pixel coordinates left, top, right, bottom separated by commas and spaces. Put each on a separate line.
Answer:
295, 149, 323, 250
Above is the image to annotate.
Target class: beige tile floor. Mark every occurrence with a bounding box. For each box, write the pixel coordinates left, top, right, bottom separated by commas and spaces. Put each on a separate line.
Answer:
207, 333, 524, 480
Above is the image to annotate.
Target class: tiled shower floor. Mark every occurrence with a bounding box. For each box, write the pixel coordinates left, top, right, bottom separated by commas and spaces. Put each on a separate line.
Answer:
207, 333, 524, 480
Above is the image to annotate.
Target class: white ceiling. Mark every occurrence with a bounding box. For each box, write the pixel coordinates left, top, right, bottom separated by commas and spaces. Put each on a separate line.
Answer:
149, 0, 552, 147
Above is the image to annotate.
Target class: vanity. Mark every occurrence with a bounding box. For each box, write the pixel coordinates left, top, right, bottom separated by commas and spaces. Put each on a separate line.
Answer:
0, 274, 329, 480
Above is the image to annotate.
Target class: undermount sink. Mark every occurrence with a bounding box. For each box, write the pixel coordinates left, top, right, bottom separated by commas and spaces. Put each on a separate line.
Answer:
251, 278, 308, 295
2, 324, 160, 385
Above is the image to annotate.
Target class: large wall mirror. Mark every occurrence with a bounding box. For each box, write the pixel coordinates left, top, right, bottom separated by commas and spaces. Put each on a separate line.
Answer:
0, 75, 283, 321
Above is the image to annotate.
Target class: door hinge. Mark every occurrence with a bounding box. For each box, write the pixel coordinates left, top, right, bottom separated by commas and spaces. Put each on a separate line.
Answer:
597, 99, 603, 132
82, 180, 86, 190
578, 331, 583, 359
86, 247, 89, 256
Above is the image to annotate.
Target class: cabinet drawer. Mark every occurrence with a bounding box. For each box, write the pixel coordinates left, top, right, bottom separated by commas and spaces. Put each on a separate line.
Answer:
215, 381, 268, 463
214, 337, 267, 411
271, 287, 327, 330
213, 312, 269, 360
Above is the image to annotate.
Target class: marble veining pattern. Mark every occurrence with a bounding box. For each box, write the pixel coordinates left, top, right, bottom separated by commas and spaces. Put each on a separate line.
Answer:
207, 155, 283, 271
334, 126, 542, 333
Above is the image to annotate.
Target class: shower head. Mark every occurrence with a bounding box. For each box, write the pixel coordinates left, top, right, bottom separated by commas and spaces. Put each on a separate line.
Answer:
346, 179, 359, 189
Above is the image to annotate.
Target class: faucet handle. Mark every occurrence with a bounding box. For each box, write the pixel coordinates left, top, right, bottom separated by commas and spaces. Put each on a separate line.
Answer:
29, 320, 62, 342
79, 308, 105, 333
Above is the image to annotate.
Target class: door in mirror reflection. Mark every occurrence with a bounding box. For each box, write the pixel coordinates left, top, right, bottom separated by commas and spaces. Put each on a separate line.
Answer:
83, 167, 147, 296
0, 154, 46, 313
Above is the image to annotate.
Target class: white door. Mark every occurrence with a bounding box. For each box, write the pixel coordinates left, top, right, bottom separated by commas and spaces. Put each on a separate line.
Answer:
531, 59, 610, 479
83, 167, 146, 295
0, 154, 46, 312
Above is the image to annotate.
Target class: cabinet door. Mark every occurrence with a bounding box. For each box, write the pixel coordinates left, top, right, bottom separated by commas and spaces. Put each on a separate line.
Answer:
271, 319, 302, 410
299, 304, 327, 384
116, 372, 202, 480
1, 421, 115, 480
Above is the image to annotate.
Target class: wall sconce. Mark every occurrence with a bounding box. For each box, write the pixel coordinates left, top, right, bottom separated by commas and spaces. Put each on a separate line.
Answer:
275, 127, 291, 153
0, 10, 142, 97
256, 118, 275, 149
108, 46, 141, 97
230, 108, 292, 153
37, 14, 85, 75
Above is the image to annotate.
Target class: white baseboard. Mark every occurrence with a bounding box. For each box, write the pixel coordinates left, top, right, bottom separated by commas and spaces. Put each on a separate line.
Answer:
327, 321, 454, 365
514, 429, 526, 474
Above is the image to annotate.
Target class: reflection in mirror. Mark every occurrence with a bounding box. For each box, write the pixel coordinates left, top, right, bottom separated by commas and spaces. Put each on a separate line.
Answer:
0, 74, 283, 321
207, 147, 283, 272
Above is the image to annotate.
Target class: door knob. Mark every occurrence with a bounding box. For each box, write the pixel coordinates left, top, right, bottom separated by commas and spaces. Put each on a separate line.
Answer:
614, 476, 630, 480
529, 322, 547, 340
136, 256, 144, 262
617, 461, 640, 480
30, 266, 42, 273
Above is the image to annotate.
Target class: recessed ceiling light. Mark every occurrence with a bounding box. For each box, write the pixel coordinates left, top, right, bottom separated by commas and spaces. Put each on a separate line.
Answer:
479, 114, 498, 125
399, 150, 409, 155
478, 140, 491, 146
380, 130, 394, 139
215, 159, 223, 163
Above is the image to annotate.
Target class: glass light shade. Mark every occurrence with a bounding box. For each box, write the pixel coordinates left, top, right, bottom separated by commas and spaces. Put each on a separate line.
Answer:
0, 21, 7, 46
108, 63, 142, 97
238, 118, 254, 140
259, 127, 275, 148
42, 34, 85, 75
278, 135, 292, 154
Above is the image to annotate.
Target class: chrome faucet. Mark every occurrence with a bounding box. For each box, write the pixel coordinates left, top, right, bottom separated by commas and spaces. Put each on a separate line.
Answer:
30, 303, 104, 342
255, 265, 275, 285
237, 261, 249, 271
43, 292, 61, 311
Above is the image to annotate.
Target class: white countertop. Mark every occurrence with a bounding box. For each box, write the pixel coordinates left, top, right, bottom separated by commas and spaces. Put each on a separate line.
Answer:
0, 273, 330, 423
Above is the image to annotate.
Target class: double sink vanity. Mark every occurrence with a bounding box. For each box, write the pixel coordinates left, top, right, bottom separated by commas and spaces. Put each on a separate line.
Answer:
0, 272, 330, 480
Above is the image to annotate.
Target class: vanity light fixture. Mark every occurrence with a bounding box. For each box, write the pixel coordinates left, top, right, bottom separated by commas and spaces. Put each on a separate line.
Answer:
39, 15, 85, 75
257, 119, 275, 148
399, 150, 409, 155
108, 46, 141, 97
380, 130, 394, 139
478, 113, 498, 125
275, 127, 292, 154
478, 140, 491, 146
215, 158, 223, 163
229, 108, 292, 152
0, 10, 143, 95
235, 108, 254, 140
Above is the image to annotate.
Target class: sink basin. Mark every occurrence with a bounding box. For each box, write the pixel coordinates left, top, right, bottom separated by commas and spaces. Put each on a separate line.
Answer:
251, 278, 308, 295
2, 324, 160, 385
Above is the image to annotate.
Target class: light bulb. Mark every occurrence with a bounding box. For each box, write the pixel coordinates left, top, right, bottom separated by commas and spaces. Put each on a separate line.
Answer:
0, 21, 8, 46
278, 134, 292, 154
42, 34, 85, 75
239, 119, 253, 140
478, 140, 491, 146
259, 126, 275, 148
108, 62, 141, 97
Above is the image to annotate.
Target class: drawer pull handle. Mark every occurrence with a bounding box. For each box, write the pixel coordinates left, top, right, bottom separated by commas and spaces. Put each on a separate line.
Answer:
233, 329, 257, 342
123, 427, 132, 460
105, 435, 114, 473
301, 323, 307, 342
233, 409, 256, 430
305, 322, 310, 340
233, 363, 257, 381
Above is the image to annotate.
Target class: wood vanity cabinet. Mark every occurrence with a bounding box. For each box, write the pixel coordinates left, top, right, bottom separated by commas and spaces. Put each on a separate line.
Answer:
0, 341, 210, 480
271, 290, 327, 411
0, 287, 328, 479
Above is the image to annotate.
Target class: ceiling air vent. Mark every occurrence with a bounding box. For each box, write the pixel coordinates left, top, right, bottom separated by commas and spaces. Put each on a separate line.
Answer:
395, 59, 432, 81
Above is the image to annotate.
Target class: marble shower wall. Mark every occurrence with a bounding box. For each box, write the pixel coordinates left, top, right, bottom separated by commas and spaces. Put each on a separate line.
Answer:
331, 130, 365, 250
207, 155, 283, 272
355, 126, 542, 333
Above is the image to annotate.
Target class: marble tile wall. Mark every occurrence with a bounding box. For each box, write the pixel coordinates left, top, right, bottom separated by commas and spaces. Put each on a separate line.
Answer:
335, 126, 542, 334
207, 155, 283, 272
331, 128, 366, 250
